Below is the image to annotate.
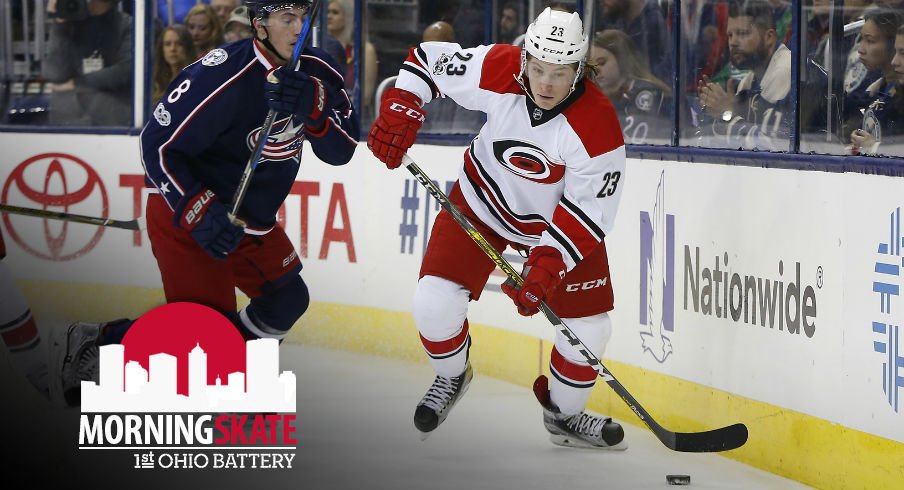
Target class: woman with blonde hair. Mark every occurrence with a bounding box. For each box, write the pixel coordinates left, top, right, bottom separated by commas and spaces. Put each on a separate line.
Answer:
152, 24, 197, 104
588, 29, 672, 144
327, 0, 377, 116
184, 3, 224, 58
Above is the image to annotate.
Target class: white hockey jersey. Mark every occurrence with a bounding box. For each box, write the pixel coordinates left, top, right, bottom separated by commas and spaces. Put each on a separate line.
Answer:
396, 42, 627, 270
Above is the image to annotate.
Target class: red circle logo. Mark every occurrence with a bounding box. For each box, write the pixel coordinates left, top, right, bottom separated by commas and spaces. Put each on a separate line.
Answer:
122, 303, 246, 397
1, 153, 108, 260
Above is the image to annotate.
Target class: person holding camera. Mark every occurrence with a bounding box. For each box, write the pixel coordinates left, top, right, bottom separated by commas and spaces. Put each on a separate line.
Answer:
43, 0, 132, 126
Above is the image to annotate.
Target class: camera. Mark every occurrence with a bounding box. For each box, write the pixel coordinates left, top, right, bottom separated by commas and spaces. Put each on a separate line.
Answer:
56, 0, 89, 21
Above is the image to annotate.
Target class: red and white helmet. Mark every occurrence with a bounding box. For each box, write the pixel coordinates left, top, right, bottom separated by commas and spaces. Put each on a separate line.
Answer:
518, 8, 588, 99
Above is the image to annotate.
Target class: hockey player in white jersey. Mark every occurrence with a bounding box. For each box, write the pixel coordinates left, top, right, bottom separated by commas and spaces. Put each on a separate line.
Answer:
368, 8, 628, 449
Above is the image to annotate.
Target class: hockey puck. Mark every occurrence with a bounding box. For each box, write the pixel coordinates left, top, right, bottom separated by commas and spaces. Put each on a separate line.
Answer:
666, 474, 691, 485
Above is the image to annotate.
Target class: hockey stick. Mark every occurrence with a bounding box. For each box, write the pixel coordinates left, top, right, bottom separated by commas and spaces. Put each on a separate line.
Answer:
229, 0, 322, 225
401, 154, 748, 453
0, 203, 145, 231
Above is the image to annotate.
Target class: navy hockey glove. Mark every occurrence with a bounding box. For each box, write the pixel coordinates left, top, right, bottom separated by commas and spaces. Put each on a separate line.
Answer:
367, 87, 425, 169
264, 67, 340, 129
176, 188, 245, 260
501, 246, 566, 316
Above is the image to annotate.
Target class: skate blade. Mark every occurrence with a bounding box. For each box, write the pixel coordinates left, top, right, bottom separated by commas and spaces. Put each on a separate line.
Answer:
549, 434, 628, 451
418, 430, 431, 441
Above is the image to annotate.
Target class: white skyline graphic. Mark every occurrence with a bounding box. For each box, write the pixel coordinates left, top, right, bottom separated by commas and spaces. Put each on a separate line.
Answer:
81, 338, 296, 413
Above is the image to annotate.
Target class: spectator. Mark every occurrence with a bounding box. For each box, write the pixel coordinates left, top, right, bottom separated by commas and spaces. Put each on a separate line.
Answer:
223, 5, 254, 43
697, 0, 791, 151
498, 2, 525, 44
850, 12, 904, 155
185, 3, 224, 58
589, 29, 672, 144
423, 20, 456, 42
840, 0, 883, 135
595, 0, 673, 82
152, 25, 196, 104
211, 0, 239, 27
43, 0, 133, 126
327, 0, 377, 116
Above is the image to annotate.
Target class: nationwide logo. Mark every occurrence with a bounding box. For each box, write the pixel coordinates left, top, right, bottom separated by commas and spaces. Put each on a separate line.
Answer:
869, 207, 904, 413
639, 171, 675, 363
639, 171, 820, 363
78, 303, 297, 470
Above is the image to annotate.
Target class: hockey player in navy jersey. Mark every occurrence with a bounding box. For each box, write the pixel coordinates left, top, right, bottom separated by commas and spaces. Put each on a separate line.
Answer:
49, 0, 359, 406
368, 8, 628, 449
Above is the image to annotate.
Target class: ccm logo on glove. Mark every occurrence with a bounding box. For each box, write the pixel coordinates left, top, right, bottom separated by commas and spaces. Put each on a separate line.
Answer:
388, 102, 426, 122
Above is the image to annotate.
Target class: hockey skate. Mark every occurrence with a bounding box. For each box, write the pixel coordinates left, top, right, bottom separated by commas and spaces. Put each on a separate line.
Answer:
48, 322, 105, 407
413, 363, 473, 438
533, 375, 627, 450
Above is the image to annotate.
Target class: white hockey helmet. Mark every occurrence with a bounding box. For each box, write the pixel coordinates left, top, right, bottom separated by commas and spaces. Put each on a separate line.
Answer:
516, 8, 588, 103
524, 8, 588, 65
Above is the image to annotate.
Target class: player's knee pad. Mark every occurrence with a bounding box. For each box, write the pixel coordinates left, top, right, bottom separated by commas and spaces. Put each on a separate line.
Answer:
553, 312, 613, 366
241, 274, 309, 340
413, 275, 470, 340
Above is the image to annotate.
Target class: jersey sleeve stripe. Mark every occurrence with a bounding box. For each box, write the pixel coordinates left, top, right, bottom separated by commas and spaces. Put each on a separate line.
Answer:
400, 63, 439, 101
546, 223, 582, 264
551, 204, 600, 259
561, 196, 605, 240
157, 59, 258, 198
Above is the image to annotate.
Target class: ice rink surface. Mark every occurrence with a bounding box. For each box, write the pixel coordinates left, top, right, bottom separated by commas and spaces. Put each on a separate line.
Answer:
1, 340, 815, 490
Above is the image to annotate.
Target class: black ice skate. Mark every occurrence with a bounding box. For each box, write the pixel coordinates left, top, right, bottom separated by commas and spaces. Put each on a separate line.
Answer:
49, 320, 127, 407
413, 363, 473, 438
533, 375, 627, 450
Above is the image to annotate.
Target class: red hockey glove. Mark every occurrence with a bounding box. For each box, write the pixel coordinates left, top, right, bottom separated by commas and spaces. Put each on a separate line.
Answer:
175, 188, 245, 260
501, 246, 566, 316
367, 87, 425, 169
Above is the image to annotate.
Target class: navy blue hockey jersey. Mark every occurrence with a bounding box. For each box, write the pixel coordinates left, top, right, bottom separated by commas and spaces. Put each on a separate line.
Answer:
140, 38, 359, 231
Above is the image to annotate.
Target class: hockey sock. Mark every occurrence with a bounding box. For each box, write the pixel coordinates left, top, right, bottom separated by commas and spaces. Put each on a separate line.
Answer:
548, 346, 597, 415
420, 320, 471, 378
0, 263, 48, 398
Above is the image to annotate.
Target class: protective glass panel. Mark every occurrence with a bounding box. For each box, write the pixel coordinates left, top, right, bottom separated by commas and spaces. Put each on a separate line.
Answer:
800, 1, 904, 157
1, 0, 136, 128
588, 0, 674, 145
678, 0, 792, 152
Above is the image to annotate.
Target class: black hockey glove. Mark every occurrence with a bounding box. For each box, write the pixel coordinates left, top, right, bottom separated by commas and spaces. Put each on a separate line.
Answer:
264, 67, 342, 129
175, 188, 245, 260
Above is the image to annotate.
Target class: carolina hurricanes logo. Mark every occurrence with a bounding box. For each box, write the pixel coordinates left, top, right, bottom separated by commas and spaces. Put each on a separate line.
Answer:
246, 116, 304, 161
492, 140, 565, 184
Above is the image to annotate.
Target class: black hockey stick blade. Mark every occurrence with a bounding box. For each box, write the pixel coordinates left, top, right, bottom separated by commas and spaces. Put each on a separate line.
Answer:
0, 203, 144, 230
656, 422, 749, 452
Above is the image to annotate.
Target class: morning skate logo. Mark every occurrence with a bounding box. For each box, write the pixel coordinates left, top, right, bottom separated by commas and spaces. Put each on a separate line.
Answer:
246, 116, 304, 162
1, 153, 108, 260
639, 171, 675, 363
867, 206, 904, 413
78, 303, 297, 470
